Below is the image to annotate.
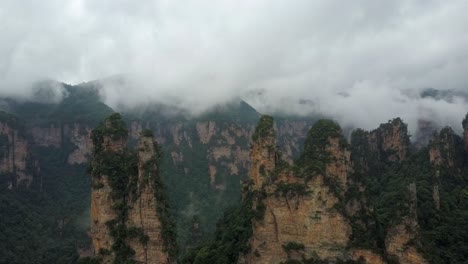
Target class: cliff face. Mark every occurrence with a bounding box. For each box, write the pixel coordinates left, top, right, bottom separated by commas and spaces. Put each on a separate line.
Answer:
31, 123, 93, 165
384, 183, 426, 264
429, 127, 463, 169
0, 116, 35, 187
242, 117, 428, 264
90, 119, 124, 262
359, 120, 426, 264
125, 117, 313, 251
126, 134, 175, 264
128, 119, 311, 189
369, 118, 410, 162
245, 118, 353, 263
428, 127, 464, 211
90, 114, 176, 264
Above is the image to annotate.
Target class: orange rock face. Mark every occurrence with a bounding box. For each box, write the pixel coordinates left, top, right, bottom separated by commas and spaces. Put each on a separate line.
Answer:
245, 119, 353, 264
90, 132, 124, 263
126, 135, 173, 264
90, 116, 174, 264
243, 116, 429, 264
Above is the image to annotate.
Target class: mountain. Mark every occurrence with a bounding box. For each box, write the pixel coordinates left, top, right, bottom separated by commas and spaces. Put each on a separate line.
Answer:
186, 113, 468, 264
87, 114, 176, 264
1, 80, 467, 263
0, 82, 317, 263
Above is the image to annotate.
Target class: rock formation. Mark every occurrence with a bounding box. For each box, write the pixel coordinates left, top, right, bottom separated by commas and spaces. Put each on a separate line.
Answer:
369, 118, 410, 162
31, 123, 93, 165
428, 127, 464, 212
0, 112, 35, 187
90, 113, 176, 264
241, 116, 428, 264
244, 118, 353, 263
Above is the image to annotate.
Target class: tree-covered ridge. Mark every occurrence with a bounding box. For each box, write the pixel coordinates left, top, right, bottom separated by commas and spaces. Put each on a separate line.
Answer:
2, 83, 113, 126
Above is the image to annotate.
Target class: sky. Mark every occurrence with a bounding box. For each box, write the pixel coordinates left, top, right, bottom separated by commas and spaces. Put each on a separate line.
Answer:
1, 0, 468, 132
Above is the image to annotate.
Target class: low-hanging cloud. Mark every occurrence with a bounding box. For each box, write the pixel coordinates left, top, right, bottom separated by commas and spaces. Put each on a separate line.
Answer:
1, 0, 468, 133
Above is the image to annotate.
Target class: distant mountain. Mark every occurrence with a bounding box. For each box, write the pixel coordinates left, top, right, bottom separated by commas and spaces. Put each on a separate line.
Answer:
420, 87, 468, 102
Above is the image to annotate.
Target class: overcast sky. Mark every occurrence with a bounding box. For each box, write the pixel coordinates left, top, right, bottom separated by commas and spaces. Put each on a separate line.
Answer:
1, 0, 468, 132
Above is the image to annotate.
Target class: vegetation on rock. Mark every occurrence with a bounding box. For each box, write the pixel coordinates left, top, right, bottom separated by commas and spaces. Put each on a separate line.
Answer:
252, 115, 275, 142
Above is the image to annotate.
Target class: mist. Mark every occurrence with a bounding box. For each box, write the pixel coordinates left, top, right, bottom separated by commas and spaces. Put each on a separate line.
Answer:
1, 0, 468, 133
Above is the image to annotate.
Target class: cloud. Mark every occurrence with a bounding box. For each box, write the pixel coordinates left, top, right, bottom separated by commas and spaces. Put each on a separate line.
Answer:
1, 0, 467, 132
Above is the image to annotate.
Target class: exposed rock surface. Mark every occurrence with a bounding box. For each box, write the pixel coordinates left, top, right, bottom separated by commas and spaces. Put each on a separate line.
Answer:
128, 119, 312, 190
245, 118, 353, 263
0, 118, 34, 187
90, 114, 175, 263
67, 124, 93, 164
385, 183, 427, 264
243, 117, 428, 264
90, 120, 124, 262
428, 128, 464, 211
126, 135, 174, 264
31, 123, 93, 165
31, 124, 62, 147
369, 118, 410, 162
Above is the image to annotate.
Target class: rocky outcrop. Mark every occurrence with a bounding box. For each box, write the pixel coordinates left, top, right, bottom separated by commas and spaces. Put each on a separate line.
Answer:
31, 123, 93, 165
428, 127, 464, 211
90, 114, 176, 264
89, 119, 124, 262
352, 120, 427, 264
370, 118, 410, 162
429, 127, 463, 168
245, 118, 353, 264
126, 134, 175, 264
385, 183, 427, 264
0, 115, 34, 187
128, 119, 311, 190
241, 117, 431, 264
249, 116, 276, 189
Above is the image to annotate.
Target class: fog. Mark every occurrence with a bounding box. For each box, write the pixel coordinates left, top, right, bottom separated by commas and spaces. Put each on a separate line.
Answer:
1, 0, 468, 132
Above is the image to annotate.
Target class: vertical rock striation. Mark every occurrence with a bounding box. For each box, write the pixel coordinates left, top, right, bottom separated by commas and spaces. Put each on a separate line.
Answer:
126, 132, 176, 264
89, 113, 176, 264
369, 118, 410, 162
0, 112, 35, 187
428, 127, 464, 211
245, 118, 353, 264
242, 116, 428, 264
